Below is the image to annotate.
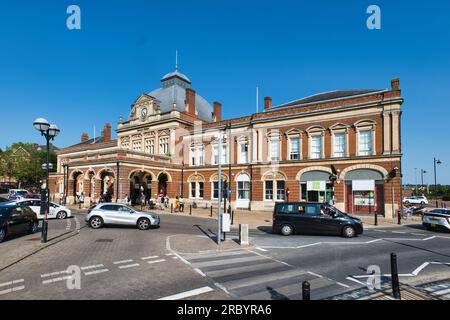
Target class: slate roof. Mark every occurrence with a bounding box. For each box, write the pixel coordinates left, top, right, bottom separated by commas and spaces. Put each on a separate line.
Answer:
273, 89, 386, 109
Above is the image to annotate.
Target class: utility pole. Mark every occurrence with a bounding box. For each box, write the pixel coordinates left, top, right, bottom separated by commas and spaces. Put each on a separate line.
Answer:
217, 130, 223, 245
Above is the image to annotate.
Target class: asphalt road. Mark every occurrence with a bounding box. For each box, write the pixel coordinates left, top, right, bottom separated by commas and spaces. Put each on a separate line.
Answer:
0, 213, 230, 300
0, 211, 449, 300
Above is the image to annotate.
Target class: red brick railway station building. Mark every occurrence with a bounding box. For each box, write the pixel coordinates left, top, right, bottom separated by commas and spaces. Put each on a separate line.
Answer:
49, 68, 404, 218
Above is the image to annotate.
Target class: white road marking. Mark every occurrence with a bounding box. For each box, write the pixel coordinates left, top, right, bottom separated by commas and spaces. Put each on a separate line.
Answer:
423, 236, 436, 241
194, 268, 206, 277
433, 288, 450, 296
0, 279, 24, 288
412, 262, 430, 276
307, 271, 323, 278
147, 259, 166, 265
255, 247, 268, 252
42, 275, 72, 284
85, 269, 109, 276
166, 253, 174, 256
372, 230, 387, 233
158, 286, 214, 300
0, 285, 25, 296
346, 276, 367, 286
336, 282, 351, 288
214, 282, 230, 295
141, 256, 159, 260
41, 270, 70, 278
118, 263, 140, 269
412, 233, 427, 236
81, 264, 104, 271
391, 231, 406, 234
172, 257, 179, 260
113, 259, 134, 265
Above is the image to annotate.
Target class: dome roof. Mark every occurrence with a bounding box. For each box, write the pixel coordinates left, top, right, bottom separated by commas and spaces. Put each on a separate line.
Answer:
161, 70, 191, 84
148, 70, 213, 122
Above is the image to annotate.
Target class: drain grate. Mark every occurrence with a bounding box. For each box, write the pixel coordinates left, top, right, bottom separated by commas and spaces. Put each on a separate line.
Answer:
96, 239, 114, 243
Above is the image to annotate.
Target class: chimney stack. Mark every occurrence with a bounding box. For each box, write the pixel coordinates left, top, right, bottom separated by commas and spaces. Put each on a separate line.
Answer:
185, 88, 196, 116
81, 133, 89, 143
213, 102, 222, 122
391, 78, 400, 92
264, 97, 272, 111
102, 123, 112, 143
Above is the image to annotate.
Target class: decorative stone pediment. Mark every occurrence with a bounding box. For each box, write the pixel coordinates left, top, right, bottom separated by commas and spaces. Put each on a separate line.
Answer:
128, 94, 160, 123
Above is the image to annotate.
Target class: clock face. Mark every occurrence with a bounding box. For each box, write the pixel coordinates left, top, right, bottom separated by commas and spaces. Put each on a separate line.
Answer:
141, 108, 148, 120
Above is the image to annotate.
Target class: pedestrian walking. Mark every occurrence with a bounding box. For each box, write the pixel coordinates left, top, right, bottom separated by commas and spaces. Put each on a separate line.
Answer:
179, 195, 185, 212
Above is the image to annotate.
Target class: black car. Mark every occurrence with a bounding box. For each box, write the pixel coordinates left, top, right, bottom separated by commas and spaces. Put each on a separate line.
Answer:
0, 205, 39, 243
273, 202, 364, 238
0, 197, 10, 203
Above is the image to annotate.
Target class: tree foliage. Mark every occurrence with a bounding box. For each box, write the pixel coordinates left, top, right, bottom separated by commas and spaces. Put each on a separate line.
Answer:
0, 142, 57, 188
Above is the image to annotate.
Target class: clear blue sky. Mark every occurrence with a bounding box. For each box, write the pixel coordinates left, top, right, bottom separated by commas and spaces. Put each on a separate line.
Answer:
0, 0, 449, 184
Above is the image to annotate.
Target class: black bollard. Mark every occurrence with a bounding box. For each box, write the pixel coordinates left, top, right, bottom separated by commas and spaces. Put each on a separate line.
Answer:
189, 204, 192, 216
231, 210, 234, 225
302, 281, 310, 300
171, 203, 173, 214
210, 206, 213, 217
391, 253, 401, 300
374, 212, 378, 226
397, 210, 401, 225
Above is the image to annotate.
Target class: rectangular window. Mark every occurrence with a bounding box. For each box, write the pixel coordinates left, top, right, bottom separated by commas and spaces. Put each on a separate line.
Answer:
265, 181, 274, 200
198, 182, 204, 198
270, 140, 279, 161
333, 133, 346, 158
238, 181, 250, 200
212, 145, 218, 165
212, 182, 226, 199
239, 143, 248, 163
310, 135, 322, 159
359, 130, 373, 156
159, 137, 169, 155
277, 181, 285, 201
191, 148, 196, 166
190, 182, 196, 198
145, 139, 155, 154
132, 140, 142, 152
222, 145, 228, 164
198, 147, 204, 165
290, 138, 300, 160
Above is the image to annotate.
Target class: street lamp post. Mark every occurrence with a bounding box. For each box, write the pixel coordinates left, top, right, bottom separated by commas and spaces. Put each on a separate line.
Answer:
434, 158, 442, 208
421, 169, 427, 193
33, 118, 60, 244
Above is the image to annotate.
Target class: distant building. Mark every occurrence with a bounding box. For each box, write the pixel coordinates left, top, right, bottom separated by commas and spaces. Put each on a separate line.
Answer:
50, 68, 404, 218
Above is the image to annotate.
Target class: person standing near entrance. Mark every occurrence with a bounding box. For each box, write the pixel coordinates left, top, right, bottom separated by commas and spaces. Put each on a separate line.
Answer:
179, 195, 185, 212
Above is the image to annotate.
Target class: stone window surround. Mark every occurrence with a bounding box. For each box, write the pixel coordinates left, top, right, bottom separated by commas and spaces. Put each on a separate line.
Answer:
189, 143, 205, 166
262, 171, 287, 202
354, 120, 377, 157
266, 130, 281, 162
285, 129, 302, 161
210, 173, 229, 200
329, 124, 350, 158
237, 136, 249, 164
210, 137, 229, 165
306, 126, 325, 160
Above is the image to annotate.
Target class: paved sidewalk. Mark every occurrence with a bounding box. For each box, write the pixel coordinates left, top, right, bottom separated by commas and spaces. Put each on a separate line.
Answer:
0, 218, 81, 272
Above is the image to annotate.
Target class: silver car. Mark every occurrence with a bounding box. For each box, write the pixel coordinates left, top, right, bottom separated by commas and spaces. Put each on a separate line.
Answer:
85, 203, 160, 230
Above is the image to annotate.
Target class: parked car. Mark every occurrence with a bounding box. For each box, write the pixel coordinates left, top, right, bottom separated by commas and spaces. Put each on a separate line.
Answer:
0, 197, 10, 203
422, 209, 450, 231
0, 204, 39, 243
85, 203, 160, 230
7, 189, 29, 200
273, 202, 364, 238
403, 196, 428, 206
11, 199, 72, 220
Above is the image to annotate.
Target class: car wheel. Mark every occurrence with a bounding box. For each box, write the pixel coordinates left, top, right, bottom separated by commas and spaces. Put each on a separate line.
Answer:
421, 201, 425, 206
0, 228, 6, 243
405, 201, 410, 205
280, 224, 294, 236
57, 211, 67, 220
89, 216, 104, 229
137, 218, 151, 230
28, 221, 38, 234
342, 226, 356, 238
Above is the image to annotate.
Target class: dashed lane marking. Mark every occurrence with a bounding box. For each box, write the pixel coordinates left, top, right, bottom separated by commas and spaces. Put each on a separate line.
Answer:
0, 279, 24, 288
158, 286, 214, 300
147, 259, 166, 265
118, 263, 140, 269
194, 268, 206, 277
113, 259, 134, 265
42, 276, 72, 285
141, 256, 159, 260
81, 264, 104, 271
255, 247, 268, 252
84, 269, 109, 276
0, 285, 25, 296
41, 270, 70, 278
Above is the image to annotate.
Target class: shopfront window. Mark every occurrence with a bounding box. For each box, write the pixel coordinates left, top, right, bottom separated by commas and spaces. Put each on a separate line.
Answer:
238, 181, 250, 200
265, 181, 274, 200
